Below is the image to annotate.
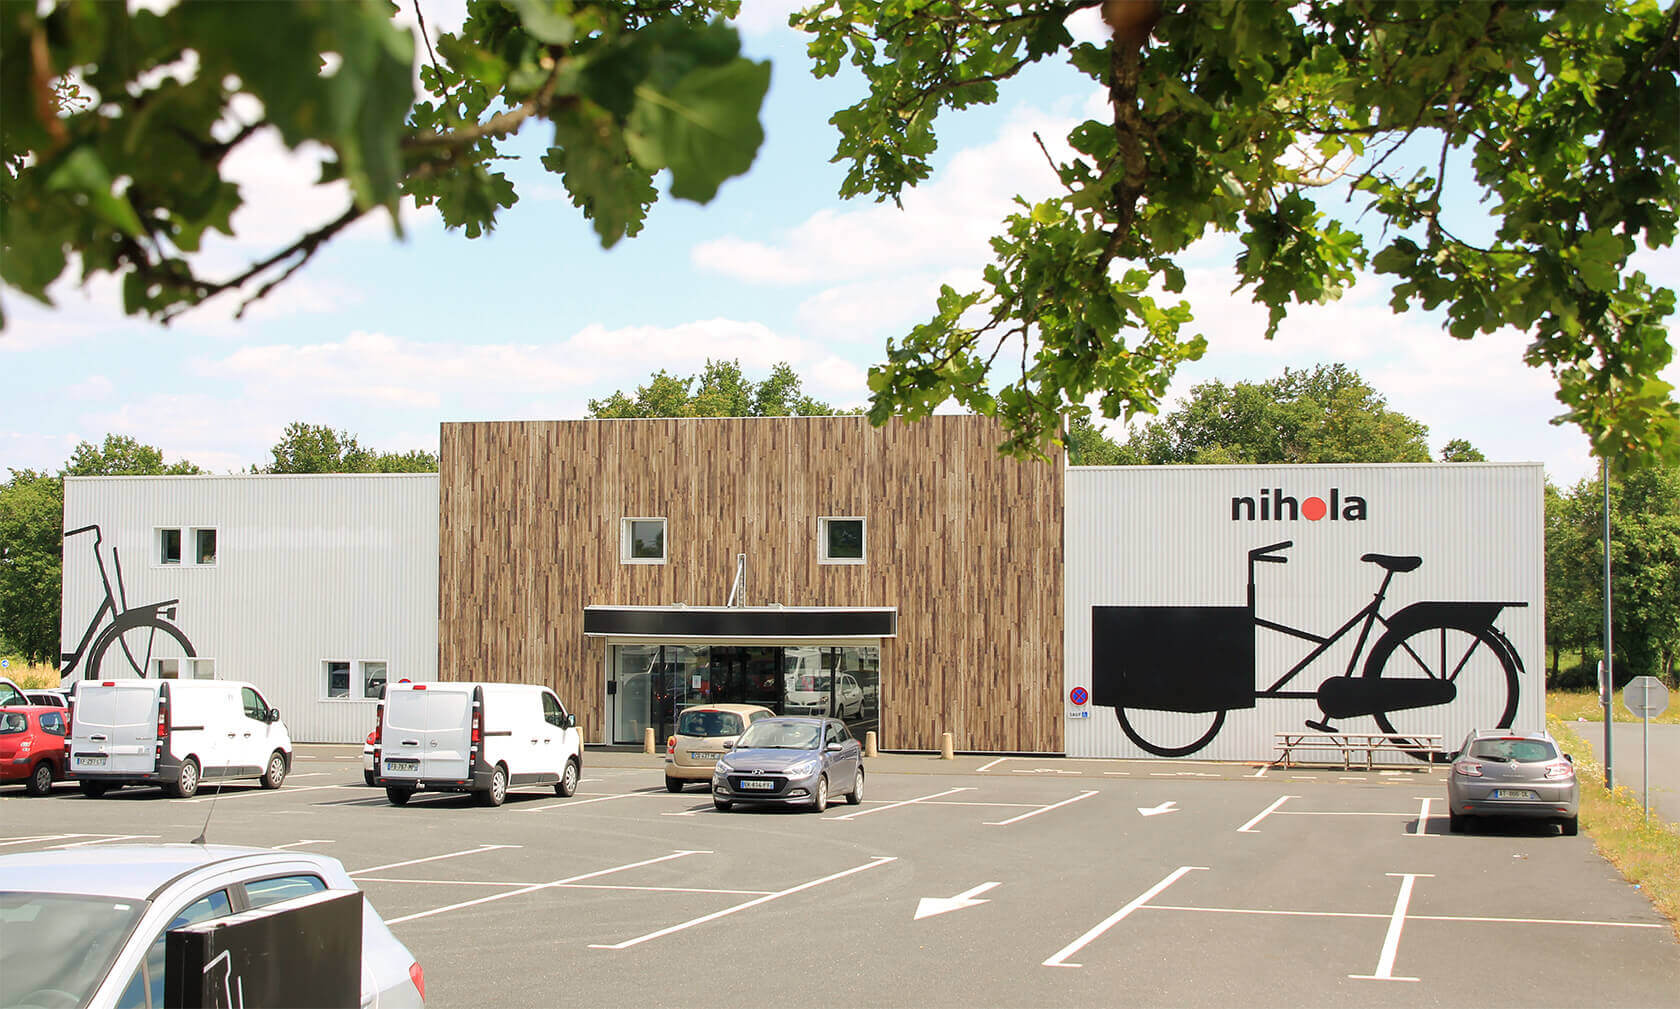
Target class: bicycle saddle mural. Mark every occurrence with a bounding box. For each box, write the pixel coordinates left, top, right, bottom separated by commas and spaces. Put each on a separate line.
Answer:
1091, 541, 1527, 760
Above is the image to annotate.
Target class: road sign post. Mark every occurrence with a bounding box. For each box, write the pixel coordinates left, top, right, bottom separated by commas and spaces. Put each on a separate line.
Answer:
1622, 676, 1670, 822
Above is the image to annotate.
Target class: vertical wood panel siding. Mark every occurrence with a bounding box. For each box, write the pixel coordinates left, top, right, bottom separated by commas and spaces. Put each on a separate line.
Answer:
439, 416, 1065, 753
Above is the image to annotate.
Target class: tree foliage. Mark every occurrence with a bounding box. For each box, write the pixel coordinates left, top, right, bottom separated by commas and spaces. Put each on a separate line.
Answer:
1, 0, 768, 324
587, 360, 846, 418
258, 422, 439, 474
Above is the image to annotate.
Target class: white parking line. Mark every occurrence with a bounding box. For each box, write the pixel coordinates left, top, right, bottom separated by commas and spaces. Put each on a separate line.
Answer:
54, 834, 160, 848
985, 790, 1098, 826
272, 840, 334, 849
350, 844, 520, 877
387, 849, 710, 925
830, 787, 973, 821
1411, 797, 1436, 837
1146, 907, 1665, 930
589, 856, 896, 950
1042, 866, 1208, 968
516, 793, 640, 815
1349, 873, 1432, 982
1237, 795, 1296, 832
976, 757, 1010, 773
358, 877, 774, 896
0, 834, 88, 847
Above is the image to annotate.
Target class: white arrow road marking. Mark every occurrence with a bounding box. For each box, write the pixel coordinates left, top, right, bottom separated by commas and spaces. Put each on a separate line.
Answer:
914, 881, 1001, 920
1137, 801, 1177, 817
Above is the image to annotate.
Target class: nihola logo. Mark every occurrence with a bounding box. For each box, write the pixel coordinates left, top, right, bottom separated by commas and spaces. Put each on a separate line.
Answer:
1230, 488, 1367, 522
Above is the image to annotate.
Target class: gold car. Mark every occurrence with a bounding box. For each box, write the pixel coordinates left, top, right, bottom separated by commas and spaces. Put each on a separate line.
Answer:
665, 704, 774, 791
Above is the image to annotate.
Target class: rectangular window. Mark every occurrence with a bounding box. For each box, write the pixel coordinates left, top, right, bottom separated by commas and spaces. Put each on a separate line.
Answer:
154, 658, 181, 679
325, 660, 351, 699
189, 658, 215, 680
819, 517, 866, 564
621, 517, 667, 564
193, 528, 217, 565
360, 660, 388, 699
158, 528, 182, 565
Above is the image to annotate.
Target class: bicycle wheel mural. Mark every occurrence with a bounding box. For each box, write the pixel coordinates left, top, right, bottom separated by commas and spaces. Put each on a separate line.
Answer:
59, 524, 199, 681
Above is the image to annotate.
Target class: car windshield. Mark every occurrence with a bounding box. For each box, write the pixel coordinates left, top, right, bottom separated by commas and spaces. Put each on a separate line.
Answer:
1468, 738, 1558, 763
0, 891, 146, 1007
735, 722, 820, 750
677, 710, 744, 738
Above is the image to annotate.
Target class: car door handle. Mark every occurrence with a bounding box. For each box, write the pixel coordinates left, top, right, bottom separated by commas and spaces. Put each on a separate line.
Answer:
401, 739, 419, 746
90, 733, 108, 742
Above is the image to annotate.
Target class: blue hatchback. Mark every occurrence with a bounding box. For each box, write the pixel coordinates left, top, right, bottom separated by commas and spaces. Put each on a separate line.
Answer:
711, 717, 864, 812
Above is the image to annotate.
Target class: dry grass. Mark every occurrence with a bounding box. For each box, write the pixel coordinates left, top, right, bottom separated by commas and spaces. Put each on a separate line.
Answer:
1548, 715, 1680, 939
1550, 688, 1680, 725
0, 660, 62, 689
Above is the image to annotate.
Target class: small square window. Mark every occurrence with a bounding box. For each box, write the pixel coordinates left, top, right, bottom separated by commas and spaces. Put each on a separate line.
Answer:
158, 528, 182, 565
154, 658, 181, 679
194, 528, 217, 565
621, 517, 667, 564
819, 517, 866, 564
325, 660, 351, 699
361, 661, 387, 699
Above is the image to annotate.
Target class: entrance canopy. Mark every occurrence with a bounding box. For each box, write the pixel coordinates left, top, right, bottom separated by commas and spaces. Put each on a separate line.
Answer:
583, 605, 897, 640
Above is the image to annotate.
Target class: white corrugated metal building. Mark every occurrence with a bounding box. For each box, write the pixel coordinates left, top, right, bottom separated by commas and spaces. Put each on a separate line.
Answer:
59, 475, 438, 743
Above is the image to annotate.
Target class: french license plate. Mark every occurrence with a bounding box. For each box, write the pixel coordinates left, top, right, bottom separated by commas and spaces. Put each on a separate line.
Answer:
690, 752, 722, 760
1494, 788, 1537, 800
385, 759, 418, 772
739, 779, 776, 790
76, 755, 107, 767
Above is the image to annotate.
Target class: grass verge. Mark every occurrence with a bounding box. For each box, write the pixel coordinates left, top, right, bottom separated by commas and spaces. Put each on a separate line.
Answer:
1549, 688, 1680, 725
0, 659, 61, 689
1547, 715, 1680, 939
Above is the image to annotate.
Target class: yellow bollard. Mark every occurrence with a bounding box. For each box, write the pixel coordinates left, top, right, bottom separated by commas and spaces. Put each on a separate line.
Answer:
940, 732, 954, 760
644, 726, 656, 754
865, 730, 879, 758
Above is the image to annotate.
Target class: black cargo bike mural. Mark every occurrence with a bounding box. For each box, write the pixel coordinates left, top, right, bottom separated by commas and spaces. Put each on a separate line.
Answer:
59, 524, 198, 681
1091, 541, 1527, 760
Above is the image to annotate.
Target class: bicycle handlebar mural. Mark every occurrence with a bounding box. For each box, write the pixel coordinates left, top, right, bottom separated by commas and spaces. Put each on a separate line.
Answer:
1091, 541, 1527, 760
59, 524, 198, 680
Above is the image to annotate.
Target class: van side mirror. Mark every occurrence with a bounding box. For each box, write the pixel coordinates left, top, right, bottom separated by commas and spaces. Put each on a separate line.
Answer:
563, 713, 576, 729
1564, 753, 1574, 763
267, 708, 281, 723
722, 740, 734, 750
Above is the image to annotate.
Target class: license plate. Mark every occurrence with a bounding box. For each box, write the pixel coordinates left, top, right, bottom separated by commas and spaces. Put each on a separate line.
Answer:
76, 755, 107, 767
739, 779, 776, 790
690, 752, 722, 760
385, 759, 418, 772
1494, 788, 1537, 800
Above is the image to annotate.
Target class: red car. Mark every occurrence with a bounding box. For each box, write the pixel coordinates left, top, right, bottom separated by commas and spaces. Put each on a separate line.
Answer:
1, 705, 70, 795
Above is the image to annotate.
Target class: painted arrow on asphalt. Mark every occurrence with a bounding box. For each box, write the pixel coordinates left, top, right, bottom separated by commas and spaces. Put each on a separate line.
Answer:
1137, 801, 1178, 817
914, 882, 1001, 920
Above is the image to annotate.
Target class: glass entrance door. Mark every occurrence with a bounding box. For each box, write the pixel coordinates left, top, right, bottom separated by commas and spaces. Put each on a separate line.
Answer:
703, 647, 781, 710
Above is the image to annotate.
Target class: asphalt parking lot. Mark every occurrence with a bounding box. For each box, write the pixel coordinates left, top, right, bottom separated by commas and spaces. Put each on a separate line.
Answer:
4, 747, 1678, 1008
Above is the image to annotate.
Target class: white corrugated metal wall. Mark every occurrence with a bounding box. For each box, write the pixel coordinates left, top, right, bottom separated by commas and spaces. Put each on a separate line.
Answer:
1064, 464, 1546, 761
61, 475, 439, 743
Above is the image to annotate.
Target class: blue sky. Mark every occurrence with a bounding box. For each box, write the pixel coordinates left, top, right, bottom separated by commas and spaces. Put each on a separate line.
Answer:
3, 0, 1673, 485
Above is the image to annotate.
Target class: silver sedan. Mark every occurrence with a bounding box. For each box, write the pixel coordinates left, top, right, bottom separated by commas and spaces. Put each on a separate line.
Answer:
712, 717, 864, 812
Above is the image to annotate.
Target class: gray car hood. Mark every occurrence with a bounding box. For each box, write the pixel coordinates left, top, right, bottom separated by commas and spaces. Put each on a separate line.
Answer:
720, 748, 821, 772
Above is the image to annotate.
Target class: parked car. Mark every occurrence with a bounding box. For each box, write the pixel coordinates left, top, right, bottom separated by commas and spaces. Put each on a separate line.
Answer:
1, 706, 70, 795
0, 676, 26, 707
377, 682, 581, 807
67, 679, 292, 798
363, 729, 379, 786
24, 690, 69, 708
0, 843, 424, 1008
1447, 728, 1579, 835
665, 703, 774, 792
711, 716, 864, 812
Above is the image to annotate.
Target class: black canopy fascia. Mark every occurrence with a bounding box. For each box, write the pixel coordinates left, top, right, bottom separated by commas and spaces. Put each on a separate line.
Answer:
583, 606, 896, 639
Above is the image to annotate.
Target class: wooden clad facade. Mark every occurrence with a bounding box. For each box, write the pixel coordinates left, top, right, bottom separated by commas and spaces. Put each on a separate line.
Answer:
438, 414, 1065, 753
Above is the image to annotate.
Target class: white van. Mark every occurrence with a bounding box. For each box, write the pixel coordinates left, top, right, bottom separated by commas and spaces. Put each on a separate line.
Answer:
67, 680, 292, 798
375, 682, 582, 807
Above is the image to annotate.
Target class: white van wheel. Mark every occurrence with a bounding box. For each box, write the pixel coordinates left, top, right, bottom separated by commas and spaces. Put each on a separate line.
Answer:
478, 765, 508, 807
260, 751, 287, 789
557, 759, 579, 797
168, 758, 201, 798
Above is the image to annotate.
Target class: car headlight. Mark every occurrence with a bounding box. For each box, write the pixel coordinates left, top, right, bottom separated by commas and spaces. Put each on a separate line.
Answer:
713, 761, 733, 776
783, 761, 818, 779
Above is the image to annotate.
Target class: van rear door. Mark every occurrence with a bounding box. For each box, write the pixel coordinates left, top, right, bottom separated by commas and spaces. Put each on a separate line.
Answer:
383, 687, 471, 783
71, 684, 158, 775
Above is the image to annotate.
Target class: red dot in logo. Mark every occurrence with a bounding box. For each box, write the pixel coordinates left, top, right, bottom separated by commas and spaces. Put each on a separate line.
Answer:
1302, 496, 1327, 521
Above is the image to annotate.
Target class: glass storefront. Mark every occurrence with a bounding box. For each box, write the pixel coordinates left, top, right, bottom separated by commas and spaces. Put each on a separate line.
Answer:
609, 644, 880, 745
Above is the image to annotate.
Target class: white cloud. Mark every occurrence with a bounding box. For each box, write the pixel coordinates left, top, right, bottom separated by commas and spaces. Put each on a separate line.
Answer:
67, 376, 115, 401
732, 0, 806, 37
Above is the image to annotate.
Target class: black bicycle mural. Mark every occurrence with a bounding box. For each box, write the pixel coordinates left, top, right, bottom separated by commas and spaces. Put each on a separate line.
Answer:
60, 523, 197, 681
1091, 541, 1527, 760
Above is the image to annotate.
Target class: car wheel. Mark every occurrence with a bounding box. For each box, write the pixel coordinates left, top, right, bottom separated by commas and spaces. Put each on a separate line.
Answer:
167, 758, 201, 798
556, 759, 579, 797
78, 780, 108, 799
1448, 812, 1464, 834
1560, 816, 1579, 837
810, 774, 828, 812
386, 786, 414, 806
363, 770, 377, 787
259, 751, 287, 790
665, 775, 685, 793
26, 761, 54, 796
846, 767, 864, 805
713, 797, 732, 812
478, 765, 508, 807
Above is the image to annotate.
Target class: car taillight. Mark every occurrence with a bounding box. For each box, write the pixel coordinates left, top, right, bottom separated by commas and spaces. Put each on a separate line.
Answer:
409, 962, 425, 1001
1544, 760, 1574, 779
1453, 760, 1483, 777
470, 700, 481, 764
667, 735, 676, 755
372, 704, 382, 746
